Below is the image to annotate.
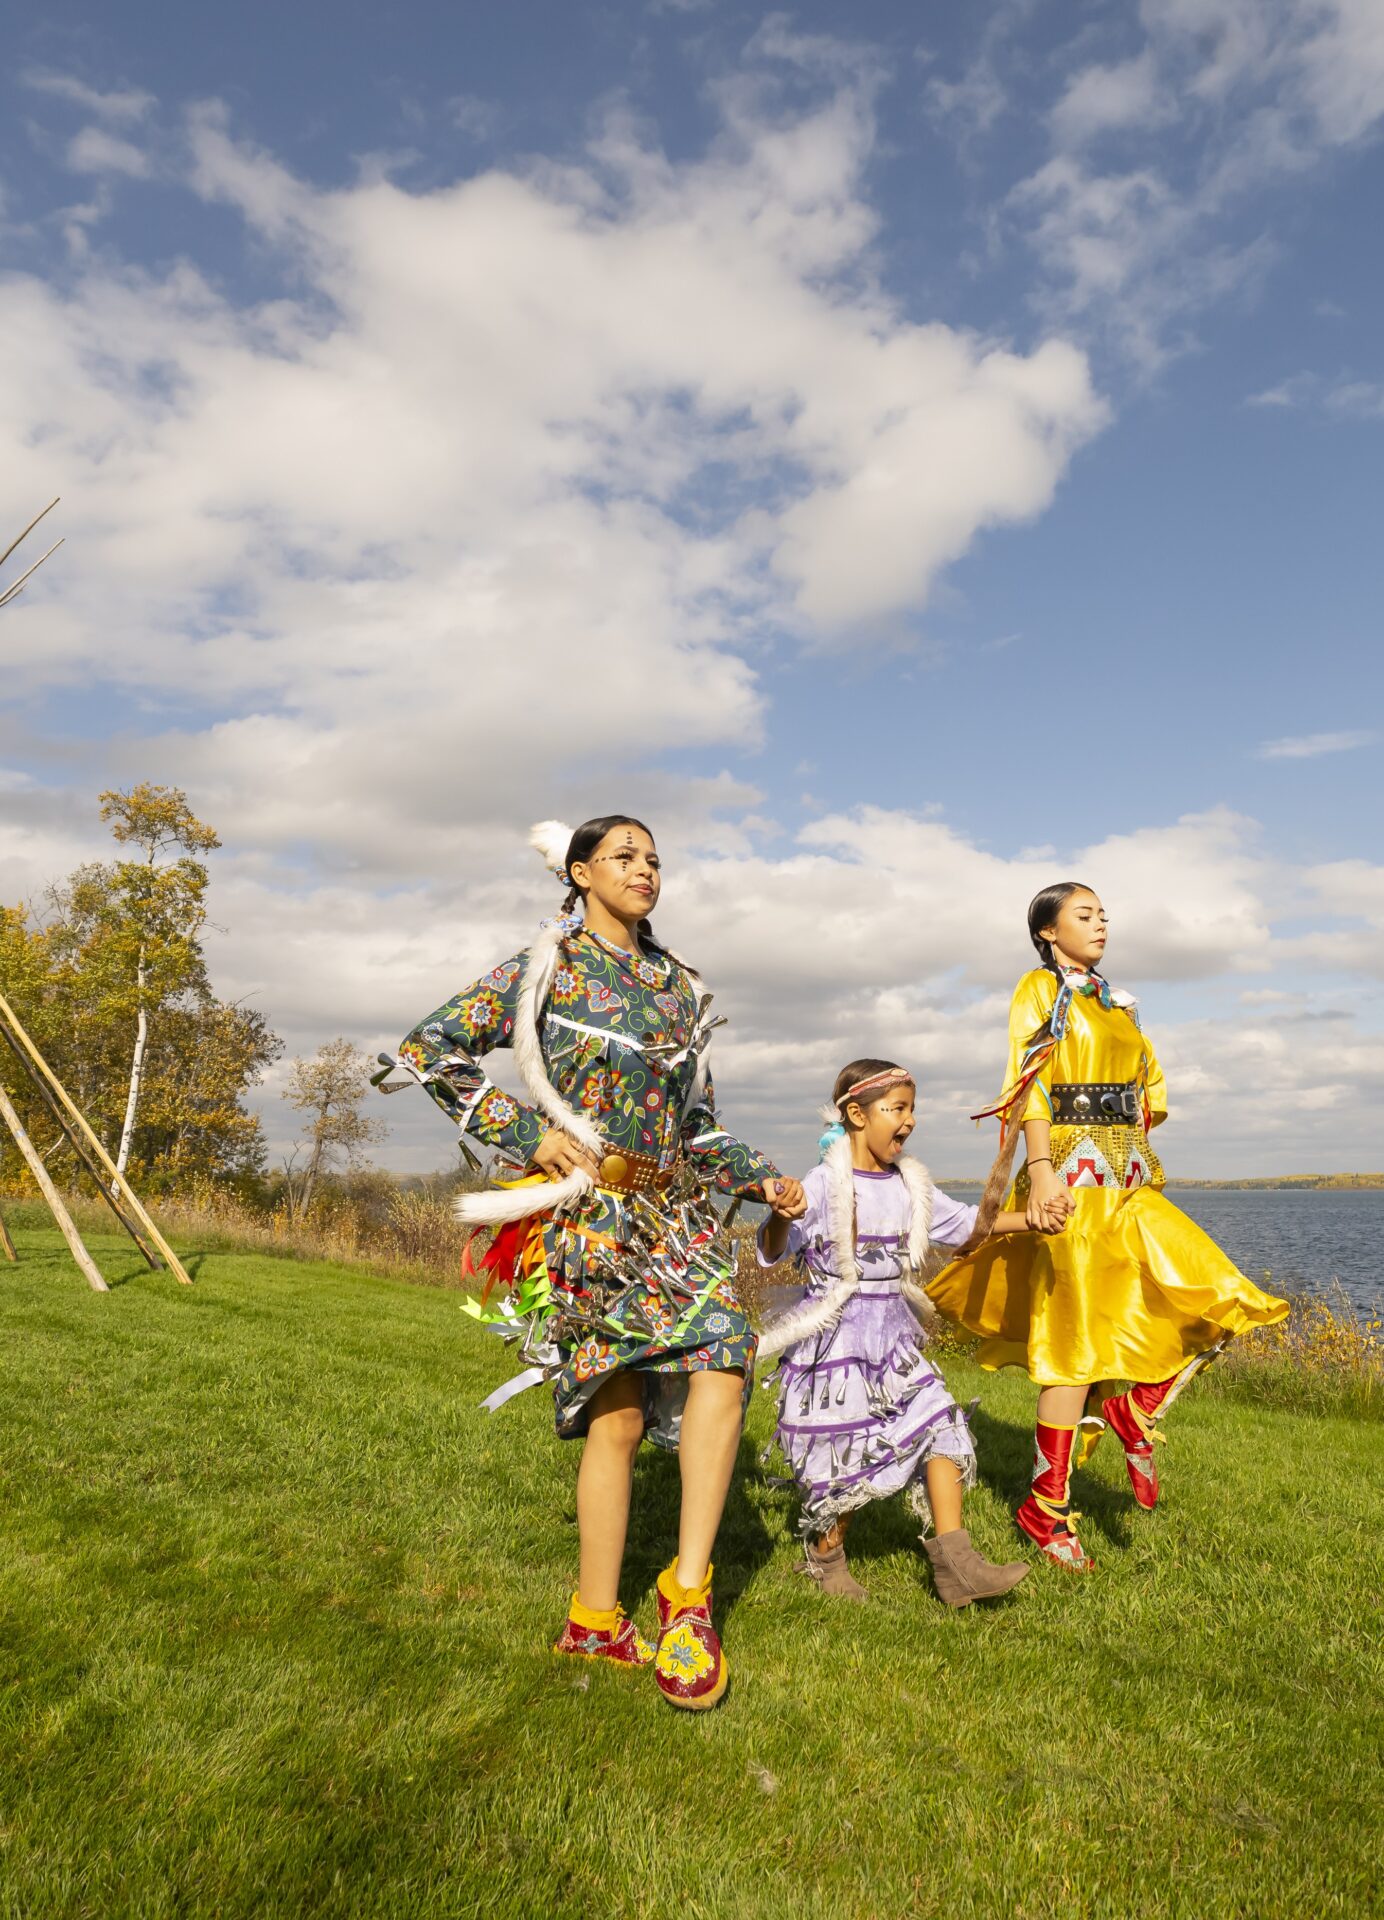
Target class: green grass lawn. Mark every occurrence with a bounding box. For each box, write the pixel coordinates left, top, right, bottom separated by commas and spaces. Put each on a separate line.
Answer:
1, 1226, 1380, 1920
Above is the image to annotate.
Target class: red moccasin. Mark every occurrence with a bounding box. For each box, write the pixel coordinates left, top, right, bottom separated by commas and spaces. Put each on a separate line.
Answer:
653, 1563, 728, 1711
553, 1599, 652, 1667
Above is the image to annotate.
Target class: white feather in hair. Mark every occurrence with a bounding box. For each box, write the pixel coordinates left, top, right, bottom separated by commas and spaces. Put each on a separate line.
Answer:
529, 818, 575, 876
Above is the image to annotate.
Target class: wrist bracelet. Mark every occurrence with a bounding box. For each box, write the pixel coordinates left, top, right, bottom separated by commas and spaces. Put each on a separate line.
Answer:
1028, 1157, 1051, 1166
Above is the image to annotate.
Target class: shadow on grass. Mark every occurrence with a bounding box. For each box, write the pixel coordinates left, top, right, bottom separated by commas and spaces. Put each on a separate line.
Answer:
83, 1248, 150, 1290
969, 1403, 1137, 1553
590, 1431, 776, 1629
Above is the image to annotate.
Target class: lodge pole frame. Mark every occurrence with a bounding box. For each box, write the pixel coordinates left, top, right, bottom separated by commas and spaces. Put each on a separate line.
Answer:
0, 1081, 108, 1292
0, 988, 192, 1286
0, 1023, 163, 1270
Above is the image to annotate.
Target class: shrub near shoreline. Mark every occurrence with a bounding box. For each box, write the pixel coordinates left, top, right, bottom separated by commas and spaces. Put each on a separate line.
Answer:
3, 1183, 1380, 1421
1205, 1284, 1382, 1420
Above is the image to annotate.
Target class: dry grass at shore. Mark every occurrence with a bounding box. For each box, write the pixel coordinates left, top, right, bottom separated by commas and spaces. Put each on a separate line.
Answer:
0, 1178, 475, 1287
1206, 1284, 1382, 1419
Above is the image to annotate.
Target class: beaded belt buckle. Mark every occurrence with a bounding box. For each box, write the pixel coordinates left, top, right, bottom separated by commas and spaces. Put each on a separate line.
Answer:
596, 1150, 678, 1195
1052, 1082, 1140, 1125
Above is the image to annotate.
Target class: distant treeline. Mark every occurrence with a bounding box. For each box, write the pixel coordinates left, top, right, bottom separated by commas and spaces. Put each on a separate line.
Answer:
1164, 1174, 1384, 1190
936, 1173, 1384, 1191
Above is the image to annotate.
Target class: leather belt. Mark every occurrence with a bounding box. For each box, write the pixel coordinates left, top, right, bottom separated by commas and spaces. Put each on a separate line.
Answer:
1051, 1082, 1141, 1125
595, 1149, 679, 1195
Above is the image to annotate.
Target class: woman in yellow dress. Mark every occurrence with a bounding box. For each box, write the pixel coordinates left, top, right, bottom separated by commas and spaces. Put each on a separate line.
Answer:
927, 882, 1288, 1570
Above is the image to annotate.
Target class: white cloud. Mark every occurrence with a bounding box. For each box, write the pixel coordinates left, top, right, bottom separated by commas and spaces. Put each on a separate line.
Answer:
1246, 373, 1315, 407
448, 95, 500, 141
5, 762, 1381, 1176
241, 801, 1381, 1174
1257, 730, 1377, 760
1246, 371, 1384, 419
1005, 1, 1384, 360
0, 65, 1104, 873
1325, 380, 1384, 420
66, 127, 151, 179
1051, 52, 1171, 146
4, 39, 1380, 1179
926, 57, 1008, 141
1294, 0, 1384, 143
22, 69, 154, 122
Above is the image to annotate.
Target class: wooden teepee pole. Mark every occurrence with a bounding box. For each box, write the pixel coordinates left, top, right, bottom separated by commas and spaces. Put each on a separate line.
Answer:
0, 990, 191, 1285
0, 1023, 163, 1270
0, 1202, 16, 1263
0, 1082, 108, 1292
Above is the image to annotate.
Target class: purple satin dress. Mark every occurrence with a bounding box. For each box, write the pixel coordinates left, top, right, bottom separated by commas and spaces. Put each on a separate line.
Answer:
759, 1164, 978, 1534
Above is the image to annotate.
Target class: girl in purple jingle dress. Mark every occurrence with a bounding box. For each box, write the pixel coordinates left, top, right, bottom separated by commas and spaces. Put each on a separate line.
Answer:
758, 1059, 1064, 1605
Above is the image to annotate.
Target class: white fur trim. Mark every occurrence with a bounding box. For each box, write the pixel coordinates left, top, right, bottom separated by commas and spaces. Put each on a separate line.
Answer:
821, 1132, 861, 1293
455, 1167, 593, 1228
756, 1277, 861, 1360
896, 1156, 934, 1268
758, 1137, 863, 1360
529, 818, 574, 876
511, 921, 605, 1157
758, 1142, 939, 1357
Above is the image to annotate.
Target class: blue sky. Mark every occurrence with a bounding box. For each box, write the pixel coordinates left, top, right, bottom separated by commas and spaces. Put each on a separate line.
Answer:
2, 1, 1382, 1178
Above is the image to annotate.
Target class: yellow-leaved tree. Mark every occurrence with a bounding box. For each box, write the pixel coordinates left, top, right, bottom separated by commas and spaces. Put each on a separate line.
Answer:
1, 786, 280, 1197
96, 784, 221, 1187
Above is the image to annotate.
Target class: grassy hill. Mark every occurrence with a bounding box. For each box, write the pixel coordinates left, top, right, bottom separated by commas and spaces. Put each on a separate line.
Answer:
0, 1225, 1379, 1919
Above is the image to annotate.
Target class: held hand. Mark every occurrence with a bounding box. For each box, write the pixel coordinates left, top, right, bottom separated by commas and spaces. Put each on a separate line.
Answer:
1038, 1188, 1073, 1234
531, 1128, 601, 1182
1025, 1163, 1064, 1233
764, 1176, 808, 1219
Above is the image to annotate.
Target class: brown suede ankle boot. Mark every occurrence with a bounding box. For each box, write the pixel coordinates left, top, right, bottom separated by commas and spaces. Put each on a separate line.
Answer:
924, 1528, 1030, 1607
800, 1540, 870, 1601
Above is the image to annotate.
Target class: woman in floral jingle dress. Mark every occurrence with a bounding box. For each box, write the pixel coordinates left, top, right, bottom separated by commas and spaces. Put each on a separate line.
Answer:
399, 814, 804, 1710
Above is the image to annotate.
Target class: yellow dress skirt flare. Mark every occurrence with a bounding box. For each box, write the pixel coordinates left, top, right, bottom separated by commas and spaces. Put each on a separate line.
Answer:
927, 968, 1289, 1388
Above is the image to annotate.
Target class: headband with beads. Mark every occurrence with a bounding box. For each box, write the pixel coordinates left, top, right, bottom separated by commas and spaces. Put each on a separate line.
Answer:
838, 1066, 913, 1106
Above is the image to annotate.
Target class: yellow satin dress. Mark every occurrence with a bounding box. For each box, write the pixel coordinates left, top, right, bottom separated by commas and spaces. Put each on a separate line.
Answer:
927, 969, 1289, 1386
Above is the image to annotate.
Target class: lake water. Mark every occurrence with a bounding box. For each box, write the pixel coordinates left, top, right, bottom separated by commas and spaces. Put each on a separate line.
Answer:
940, 1186, 1383, 1317
1165, 1189, 1381, 1317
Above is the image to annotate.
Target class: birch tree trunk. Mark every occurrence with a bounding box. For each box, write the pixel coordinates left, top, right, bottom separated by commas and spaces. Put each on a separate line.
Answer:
296, 1133, 326, 1224
114, 948, 148, 1194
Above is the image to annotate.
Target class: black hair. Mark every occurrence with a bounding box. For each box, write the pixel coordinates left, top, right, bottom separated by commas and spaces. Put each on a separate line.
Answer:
832, 1057, 913, 1127
1026, 881, 1095, 975
559, 814, 660, 948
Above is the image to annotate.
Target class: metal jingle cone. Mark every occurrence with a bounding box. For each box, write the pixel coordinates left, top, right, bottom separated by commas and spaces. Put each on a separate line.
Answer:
607, 1284, 658, 1338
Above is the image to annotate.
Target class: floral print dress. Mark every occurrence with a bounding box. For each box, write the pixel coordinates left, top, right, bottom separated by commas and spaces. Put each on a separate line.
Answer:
401, 928, 779, 1447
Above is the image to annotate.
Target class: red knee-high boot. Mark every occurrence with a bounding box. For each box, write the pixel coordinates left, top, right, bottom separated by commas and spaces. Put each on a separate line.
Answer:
1100, 1376, 1176, 1510
1016, 1421, 1094, 1571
